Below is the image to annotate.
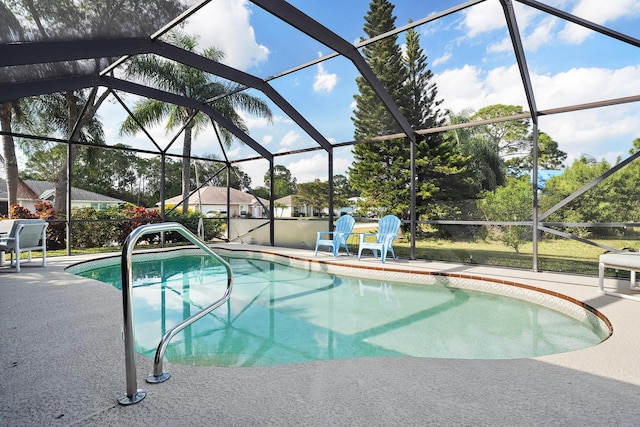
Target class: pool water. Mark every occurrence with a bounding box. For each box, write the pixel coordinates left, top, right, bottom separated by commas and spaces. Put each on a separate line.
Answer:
72, 254, 608, 366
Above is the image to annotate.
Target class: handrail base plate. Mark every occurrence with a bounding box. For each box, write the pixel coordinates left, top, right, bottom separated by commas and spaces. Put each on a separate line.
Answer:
117, 389, 146, 406
146, 372, 171, 384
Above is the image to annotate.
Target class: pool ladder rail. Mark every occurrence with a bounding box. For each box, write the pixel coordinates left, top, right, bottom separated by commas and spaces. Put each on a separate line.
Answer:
118, 222, 233, 406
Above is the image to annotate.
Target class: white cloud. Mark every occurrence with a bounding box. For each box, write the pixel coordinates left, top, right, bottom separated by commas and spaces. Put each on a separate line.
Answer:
313, 58, 338, 94
522, 16, 557, 52
487, 37, 512, 54
461, 0, 504, 37
541, 108, 639, 164
280, 130, 301, 147
226, 147, 241, 157
433, 64, 527, 113
534, 66, 640, 106
435, 64, 640, 114
463, 2, 557, 54
467, 2, 555, 53
238, 159, 269, 187
462, 0, 639, 53
238, 110, 271, 129
434, 63, 640, 165
261, 135, 273, 145
432, 52, 452, 66
287, 154, 327, 182
286, 154, 351, 183
184, 0, 269, 70
559, 0, 640, 44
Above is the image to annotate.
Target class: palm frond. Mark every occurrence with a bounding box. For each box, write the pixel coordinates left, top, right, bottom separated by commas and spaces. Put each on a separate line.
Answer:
120, 99, 176, 136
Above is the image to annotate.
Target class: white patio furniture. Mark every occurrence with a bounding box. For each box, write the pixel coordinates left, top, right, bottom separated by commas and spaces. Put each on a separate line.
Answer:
0, 219, 48, 272
598, 252, 640, 302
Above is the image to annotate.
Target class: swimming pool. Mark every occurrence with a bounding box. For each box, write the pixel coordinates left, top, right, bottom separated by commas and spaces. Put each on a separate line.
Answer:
67, 248, 610, 366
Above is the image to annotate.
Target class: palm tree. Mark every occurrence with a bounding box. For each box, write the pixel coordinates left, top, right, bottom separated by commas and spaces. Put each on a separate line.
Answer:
120, 31, 272, 214
0, 101, 23, 213
446, 109, 505, 193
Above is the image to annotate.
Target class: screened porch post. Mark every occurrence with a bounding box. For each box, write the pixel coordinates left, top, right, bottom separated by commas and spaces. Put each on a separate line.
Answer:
66, 140, 72, 256
328, 149, 334, 231
269, 158, 274, 246
226, 163, 231, 238
531, 123, 539, 272
160, 153, 166, 221
409, 135, 416, 260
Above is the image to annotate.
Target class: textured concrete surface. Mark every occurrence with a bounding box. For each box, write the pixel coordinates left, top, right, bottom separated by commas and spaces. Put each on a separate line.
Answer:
1, 247, 640, 426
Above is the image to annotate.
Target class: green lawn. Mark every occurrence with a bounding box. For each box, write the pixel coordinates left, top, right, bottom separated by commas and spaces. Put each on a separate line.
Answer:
346, 225, 638, 276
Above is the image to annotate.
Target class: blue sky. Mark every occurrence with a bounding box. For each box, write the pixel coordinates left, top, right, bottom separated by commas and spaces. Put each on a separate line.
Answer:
99, 0, 640, 190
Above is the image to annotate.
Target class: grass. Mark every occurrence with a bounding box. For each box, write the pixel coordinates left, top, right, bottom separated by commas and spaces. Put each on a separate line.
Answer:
346, 224, 639, 276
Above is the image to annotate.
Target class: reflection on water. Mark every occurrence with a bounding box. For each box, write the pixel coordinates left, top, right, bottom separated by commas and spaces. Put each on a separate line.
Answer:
75, 255, 608, 366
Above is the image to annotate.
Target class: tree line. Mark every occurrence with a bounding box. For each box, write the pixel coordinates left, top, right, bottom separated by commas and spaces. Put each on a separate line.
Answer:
348, 0, 637, 253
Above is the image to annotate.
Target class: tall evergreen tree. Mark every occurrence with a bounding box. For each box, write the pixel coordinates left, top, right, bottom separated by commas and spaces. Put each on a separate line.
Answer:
350, 0, 411, 218
349, 2, 472, 220
352, 0, 408, 139
403, 25, 471, 210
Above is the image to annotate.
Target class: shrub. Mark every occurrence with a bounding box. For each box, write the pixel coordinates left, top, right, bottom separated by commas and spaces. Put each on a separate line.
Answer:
114, 204, 162, 245
70, 207, 116, 248
9, 204, 37, 219
166, 210, 224, 242
35, 201, 65, 249
4, 203, 222, 250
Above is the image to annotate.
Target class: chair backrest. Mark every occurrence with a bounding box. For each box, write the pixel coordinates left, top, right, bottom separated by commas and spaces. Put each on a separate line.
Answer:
0, 219, 15, 234
335, 215, 355, 234
10, 219, 48, 248
376, 215, 401, 243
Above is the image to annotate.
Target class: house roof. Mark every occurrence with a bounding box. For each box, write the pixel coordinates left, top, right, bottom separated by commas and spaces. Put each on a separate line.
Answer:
274, 195, 294, 206
0, 179, 125, 204
275, 194, 307, 206
164, 187, 267, 206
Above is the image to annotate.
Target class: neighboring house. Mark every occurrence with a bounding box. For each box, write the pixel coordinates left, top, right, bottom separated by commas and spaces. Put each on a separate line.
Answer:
0, 178, 125, 215
273, 195, 314, 218
163, 186, 268, 218
274, 194, 359, 218
339, 197, 363, 216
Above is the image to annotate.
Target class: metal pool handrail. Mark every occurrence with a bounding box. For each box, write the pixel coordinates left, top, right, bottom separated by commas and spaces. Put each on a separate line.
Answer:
118, 222, 233, 406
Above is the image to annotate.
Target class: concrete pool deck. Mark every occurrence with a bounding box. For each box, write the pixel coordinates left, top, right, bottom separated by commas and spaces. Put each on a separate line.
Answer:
1, 244, 639, 426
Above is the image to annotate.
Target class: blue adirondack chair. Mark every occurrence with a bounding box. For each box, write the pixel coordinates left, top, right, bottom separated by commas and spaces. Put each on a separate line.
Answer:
314, 215, 356, 257
357, 215, 401, 263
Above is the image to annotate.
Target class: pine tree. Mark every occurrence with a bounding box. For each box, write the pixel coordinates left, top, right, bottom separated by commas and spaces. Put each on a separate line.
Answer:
350, 0, 410, 217
404, 25, 473, 210
350, 3, 473, 220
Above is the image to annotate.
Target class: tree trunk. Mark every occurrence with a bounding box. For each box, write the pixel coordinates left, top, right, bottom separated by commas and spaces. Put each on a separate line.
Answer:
0, 103, 19, 215
54, 91, 81, 215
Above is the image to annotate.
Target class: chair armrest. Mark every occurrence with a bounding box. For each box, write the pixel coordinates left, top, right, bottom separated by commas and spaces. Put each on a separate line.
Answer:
317, 231, 335, 239
359, 233, 376, 243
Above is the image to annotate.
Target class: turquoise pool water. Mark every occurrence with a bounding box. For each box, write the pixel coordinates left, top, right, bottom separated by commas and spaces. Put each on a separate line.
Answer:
71, 253, 608, 366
